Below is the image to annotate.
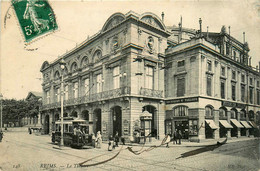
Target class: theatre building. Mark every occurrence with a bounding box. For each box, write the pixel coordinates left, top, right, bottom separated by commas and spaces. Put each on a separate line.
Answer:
40, 11, 260, 142
165, 25, 260, 141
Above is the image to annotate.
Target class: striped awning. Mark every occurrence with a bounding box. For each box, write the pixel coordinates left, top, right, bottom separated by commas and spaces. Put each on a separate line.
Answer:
240, 121, 252, 129
230, 119, 244, 128
219, 120, 233, 129
248, 121, 258, 128
205, 120, 218, 129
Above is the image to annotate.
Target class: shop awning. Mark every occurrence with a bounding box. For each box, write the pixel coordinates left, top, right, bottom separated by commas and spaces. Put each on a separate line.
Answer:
230, 119, 244, 128
240, 121, 252, 129
248, 121, 258, 128
205, 120, 218, 129
219, 120, 233, 129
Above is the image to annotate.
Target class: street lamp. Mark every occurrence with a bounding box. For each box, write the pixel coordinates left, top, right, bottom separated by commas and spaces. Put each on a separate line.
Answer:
59, 58, 66, 147
0, 94, 3, 131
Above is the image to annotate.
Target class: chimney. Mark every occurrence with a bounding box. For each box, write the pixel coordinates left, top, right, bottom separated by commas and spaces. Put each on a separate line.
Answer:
243, 32, 245, 44
199, 18, 202, 37
259, 62, 260, 72
161, 12, 164, 23
207, 26, 209, 39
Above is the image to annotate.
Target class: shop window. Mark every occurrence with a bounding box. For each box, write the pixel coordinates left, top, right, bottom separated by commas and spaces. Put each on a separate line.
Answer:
205, 106, 213, 117
177, 78, 185, 97
219, 108, 227, 117
241, 84, 245, 102
189, 120, 198, 135
173, 106, 188, 116
113, 66, 120, 89
207, 76, 212, 96
145, 66, 154, 89
220, 81, 225, 99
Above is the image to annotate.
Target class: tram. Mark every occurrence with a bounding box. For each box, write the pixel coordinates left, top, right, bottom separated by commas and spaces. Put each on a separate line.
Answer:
51, 117, 91, 148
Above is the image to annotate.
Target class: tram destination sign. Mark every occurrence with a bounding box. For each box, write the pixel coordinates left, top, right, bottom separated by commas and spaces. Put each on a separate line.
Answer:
222, 101, 246, 109
165, 97, 199, 104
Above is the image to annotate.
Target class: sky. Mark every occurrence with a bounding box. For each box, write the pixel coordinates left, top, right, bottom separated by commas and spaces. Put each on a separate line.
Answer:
1, 0, 260, 100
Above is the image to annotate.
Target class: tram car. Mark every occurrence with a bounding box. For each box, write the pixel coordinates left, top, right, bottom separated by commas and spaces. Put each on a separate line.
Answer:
52, 117, 91, 148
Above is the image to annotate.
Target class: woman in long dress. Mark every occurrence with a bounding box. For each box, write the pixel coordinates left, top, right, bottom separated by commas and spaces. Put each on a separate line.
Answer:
23, 0, 49, 34
96, 131, 102, 149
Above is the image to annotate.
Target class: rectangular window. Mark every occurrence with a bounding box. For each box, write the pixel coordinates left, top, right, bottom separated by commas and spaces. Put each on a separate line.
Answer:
257, 81, 260, 87
55, 88, 60, 102
46, 91, 50, 104
207, 60, 212, 72
249, 88, 253, 104
232, 84, 236, 101
226, 44, 229, 55
207, 76, 212, 96
257, 90, 260, 105
232, 70, 236, 80
73, 82, 78, 98
241, 74, 245, 83
65, 85, 68, 100
113, 66, 120, 89
96, 74, 102, 93
221, 81, 225, 99
221, 66, 225, 76
84, 78, 90, 96
241, 85, 245, 102
145, 66, 153, 89
177, 60, 185, 67
177, 78, 185, 97
250, 78, 253, 85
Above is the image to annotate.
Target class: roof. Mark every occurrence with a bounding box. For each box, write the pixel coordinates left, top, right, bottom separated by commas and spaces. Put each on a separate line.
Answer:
25, 91, 43, 101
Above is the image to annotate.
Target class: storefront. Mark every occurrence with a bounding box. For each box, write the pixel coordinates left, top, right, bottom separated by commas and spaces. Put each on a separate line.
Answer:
219, 120, 233, 138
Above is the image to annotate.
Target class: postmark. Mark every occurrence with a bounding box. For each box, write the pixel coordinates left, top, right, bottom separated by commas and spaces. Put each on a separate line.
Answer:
11, 0, 58, 43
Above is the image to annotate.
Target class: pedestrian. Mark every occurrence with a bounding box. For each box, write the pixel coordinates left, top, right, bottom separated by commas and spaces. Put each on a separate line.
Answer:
114, 131, 119, 147
0, 131, 3, 142
178, 130, 182, 145
96, 131, 102, 149
28, 127, 32, 134
121, 136, 125, 145
91, 133, 96, 148
173, 130, 178, 144
108, 135, 114, 151
165, 134, 171, 148
136, 131, 140, 144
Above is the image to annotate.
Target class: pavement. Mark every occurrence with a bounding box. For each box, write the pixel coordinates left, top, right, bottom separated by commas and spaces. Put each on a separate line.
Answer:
0, 127, 259, 171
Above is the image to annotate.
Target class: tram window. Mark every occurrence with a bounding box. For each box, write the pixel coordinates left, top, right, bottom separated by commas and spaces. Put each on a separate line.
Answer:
69, 126, 73, 132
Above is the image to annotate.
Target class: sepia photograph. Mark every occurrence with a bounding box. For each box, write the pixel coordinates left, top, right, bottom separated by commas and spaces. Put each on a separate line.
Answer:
0, 0, 260, 170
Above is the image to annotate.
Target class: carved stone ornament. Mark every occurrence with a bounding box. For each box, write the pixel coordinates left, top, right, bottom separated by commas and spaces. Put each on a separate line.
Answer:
147, 36, 155, 54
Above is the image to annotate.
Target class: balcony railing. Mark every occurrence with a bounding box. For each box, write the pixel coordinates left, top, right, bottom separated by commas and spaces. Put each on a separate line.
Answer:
140, 87, 163, 98
41, 87, 131, 110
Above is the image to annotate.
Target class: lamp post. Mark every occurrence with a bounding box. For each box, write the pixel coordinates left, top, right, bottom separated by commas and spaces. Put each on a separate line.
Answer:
0, 94, 3, 131
59, 58, 66, 147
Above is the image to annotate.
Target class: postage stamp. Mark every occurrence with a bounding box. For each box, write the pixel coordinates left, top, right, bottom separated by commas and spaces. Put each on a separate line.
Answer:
11, 0, 58, 43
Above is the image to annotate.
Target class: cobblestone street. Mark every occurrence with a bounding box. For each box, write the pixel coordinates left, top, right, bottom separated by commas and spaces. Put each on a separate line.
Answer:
0, 128, 259, 171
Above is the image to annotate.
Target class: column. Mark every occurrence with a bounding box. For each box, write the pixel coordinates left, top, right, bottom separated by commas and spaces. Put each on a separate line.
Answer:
213, 110, 220, 139
198, 109, 205, 141
227, 111, 231, 139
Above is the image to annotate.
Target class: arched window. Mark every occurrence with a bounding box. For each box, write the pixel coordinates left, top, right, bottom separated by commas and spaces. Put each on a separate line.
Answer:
81, 57, 89, 68
248, 111, 254, 121
205, 105, 213, 117
240, 110, 246, 119
173, 106, 188, 116
71, 62, 78, 73
93, 50, 102, 63
230, 108, 238, 119
219, 107, 227, 117
54, 71, 60, 80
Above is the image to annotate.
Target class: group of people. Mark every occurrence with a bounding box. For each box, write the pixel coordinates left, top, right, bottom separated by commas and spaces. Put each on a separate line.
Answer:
165, 130, 183, 148
91, 131, 102, 148
108, 132, 120, 151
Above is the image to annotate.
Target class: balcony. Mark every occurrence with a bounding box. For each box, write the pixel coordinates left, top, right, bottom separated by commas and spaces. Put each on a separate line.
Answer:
139, 87, 163, 98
